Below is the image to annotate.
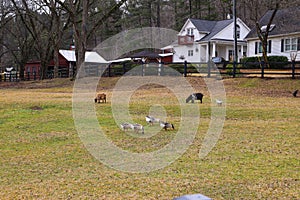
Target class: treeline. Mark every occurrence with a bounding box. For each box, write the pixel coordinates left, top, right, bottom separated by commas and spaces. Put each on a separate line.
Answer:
0, 0, 298, 79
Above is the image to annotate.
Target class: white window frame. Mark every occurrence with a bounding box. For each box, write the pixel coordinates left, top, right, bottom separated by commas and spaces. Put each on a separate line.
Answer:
256, 41, 271, 54
187, 28, 194, 36
188, 50, 194, 57
236, 25, 240, 39
284, 38, 298, 51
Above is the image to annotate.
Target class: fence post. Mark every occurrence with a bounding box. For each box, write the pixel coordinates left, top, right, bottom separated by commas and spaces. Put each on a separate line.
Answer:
122, 63, 126, 75
27, 72, 30, 80
233, 61, 236, 78
142, 63, 145, 76
207, 61, 211, 78
261, 61, 265, 78
292, 60, 295, 79
184, 61, 187, 77
108, 64, 111, 77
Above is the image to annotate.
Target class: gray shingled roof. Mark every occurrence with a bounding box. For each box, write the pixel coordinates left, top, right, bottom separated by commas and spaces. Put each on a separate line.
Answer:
246, 6, 300, 39
189, 18, 233, 42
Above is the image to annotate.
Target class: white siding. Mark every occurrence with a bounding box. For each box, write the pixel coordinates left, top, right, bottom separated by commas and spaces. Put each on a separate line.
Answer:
213, 19, 250, 40
178, 19, 206, 41
173, 44, 201, 63
247, 35, 300, 61
174, 18, 251, 63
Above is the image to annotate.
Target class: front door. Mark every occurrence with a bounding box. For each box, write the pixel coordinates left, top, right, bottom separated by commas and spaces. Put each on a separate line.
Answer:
228, 50, 234, 61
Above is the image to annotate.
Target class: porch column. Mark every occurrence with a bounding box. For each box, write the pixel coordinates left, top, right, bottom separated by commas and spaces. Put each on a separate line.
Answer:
240, 45, 244, 60
206, 43, 210, 62
212, 42, 216, 57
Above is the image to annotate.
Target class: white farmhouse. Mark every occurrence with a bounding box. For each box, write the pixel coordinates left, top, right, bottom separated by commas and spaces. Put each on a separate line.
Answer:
246, 7, 300, 61
171, 18, 250, 63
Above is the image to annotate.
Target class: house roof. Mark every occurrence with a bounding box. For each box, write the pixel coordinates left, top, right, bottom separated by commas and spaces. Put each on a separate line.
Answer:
130, 50, 160, 58
189, 18, 233, 41
59, 50, 108, 63
246, 6, 300, 39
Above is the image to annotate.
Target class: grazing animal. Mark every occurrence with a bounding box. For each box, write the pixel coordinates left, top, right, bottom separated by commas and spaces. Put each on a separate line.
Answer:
293, 90, 298, 97
216, 99, 223, 106
160, 121, 175, 131
186, 93, 203, 103
94, 93, 106, 103
131, 123, 144, 134
145, 115, 160, 125
120, 122, 133, 131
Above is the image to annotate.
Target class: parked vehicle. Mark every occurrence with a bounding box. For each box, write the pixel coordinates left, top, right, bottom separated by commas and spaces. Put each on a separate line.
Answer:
212, 57, 228, 69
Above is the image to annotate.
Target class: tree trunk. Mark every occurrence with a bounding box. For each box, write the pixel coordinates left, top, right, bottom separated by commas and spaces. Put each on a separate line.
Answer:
156, 0, 160, 27
53, 46, 59, 78
255, 4, 278, 68
78, 0, 89, 76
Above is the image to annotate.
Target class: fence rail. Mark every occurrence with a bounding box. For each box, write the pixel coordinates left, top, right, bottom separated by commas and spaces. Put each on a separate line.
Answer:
106, 61, 300, 79
1, 61, 300, 82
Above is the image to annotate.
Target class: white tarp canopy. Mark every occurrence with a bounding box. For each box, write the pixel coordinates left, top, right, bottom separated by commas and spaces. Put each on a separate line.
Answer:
5, 67, 16, 72
108, 58, 132, 63
59, 50, 109, 64
158, 53, 174, 57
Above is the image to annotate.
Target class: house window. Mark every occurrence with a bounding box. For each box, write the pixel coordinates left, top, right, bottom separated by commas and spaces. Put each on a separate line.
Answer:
188, 50, 194, 56
255, 40, 272, 54
233, 25, 240, 39
284, 38, 298, 51
236, 25, 240, 39
187, 28, 194, 36
255, 42, 262, 54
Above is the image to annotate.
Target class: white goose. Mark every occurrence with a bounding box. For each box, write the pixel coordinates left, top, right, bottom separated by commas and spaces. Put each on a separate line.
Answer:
131, 123, 144, 134
160, 121, 175, 131
216, 99, 223, 106
120, 122, 133, 131
145, 115, 160, 125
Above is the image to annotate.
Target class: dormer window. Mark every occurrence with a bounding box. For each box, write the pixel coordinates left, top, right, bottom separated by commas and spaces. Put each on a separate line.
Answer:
260, 24, 276, 33
236, 25, 240, 39
187, 28, 194, 36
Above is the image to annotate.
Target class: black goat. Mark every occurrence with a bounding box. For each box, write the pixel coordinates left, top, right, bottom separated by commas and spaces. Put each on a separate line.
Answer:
293, 90, 298, 97
186, 93, 203, 103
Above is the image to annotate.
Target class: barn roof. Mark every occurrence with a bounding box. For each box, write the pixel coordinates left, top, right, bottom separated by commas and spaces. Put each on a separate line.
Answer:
130, 50, 160, 58
59, 50, 108, 63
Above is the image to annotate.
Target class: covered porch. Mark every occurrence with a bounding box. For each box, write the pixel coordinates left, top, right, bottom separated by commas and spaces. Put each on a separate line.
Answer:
198, 39, 247, 62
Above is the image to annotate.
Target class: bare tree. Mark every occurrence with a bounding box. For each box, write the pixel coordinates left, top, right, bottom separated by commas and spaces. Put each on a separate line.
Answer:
10, 0, 57, 79
46, 0, 70, 78
1, 14, 35, 79
255, 3, 279, 65
56, 0, 128, 78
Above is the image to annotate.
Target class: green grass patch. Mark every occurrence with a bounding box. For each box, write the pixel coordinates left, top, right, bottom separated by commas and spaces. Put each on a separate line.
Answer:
0, 78, 299, 199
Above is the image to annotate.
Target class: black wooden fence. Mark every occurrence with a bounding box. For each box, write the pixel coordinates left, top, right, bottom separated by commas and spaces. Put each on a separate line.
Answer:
1, 61, 299, 82
106, 61, 300, 79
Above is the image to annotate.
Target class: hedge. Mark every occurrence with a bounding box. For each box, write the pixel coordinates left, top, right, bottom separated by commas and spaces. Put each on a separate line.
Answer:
240, 56, 289, 69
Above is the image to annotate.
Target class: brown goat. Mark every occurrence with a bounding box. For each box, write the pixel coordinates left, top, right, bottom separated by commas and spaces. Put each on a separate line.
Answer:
94, 93, 106, 103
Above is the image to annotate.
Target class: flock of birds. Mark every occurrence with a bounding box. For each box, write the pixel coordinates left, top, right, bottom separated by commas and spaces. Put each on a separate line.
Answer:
117, 90, 300, 135
120, 122, 145, 134
118, 93, 225, 134
120, 115, 175, 134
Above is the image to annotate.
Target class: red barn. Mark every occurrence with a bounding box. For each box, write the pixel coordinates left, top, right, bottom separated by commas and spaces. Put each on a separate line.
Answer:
24, 51, 73, 80
24, 50, 107, 80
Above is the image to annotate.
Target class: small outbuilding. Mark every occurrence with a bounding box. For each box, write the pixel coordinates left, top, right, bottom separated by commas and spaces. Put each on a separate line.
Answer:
130, 50, 173, 63
24, 50, 108, 79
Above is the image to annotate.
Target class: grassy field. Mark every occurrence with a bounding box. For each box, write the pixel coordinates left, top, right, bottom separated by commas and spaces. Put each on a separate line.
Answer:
0, 77, 299, 199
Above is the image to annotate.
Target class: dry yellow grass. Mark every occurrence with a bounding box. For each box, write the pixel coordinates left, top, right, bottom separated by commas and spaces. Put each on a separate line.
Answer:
0, 77, 299, 199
